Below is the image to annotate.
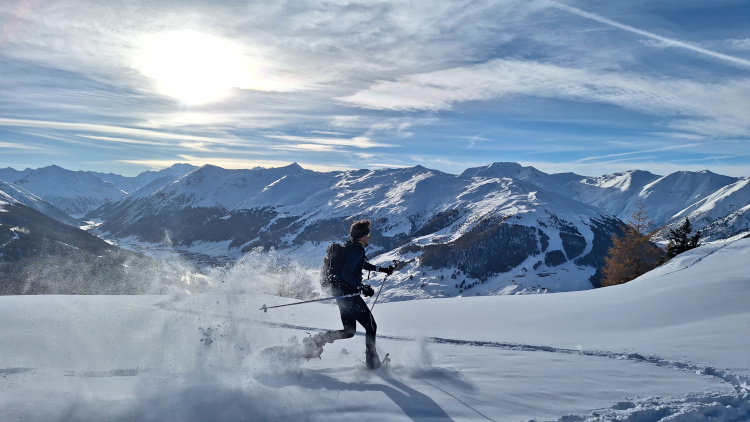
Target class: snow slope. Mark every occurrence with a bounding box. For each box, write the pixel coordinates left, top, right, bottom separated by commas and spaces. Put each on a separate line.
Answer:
1, 238, 748, 421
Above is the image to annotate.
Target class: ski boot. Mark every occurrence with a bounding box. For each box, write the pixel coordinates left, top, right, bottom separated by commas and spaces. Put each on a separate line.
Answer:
365, 349, 381, 370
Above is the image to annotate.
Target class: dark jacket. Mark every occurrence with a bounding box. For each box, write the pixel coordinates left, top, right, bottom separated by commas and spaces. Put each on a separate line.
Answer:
338, 240, 377, 293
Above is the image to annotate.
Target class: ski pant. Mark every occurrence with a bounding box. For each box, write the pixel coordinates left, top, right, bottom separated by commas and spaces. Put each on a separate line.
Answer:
323, 295, 377, 353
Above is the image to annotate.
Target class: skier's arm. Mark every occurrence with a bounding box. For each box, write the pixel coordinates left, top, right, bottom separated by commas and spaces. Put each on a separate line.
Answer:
365, 261, 395, 275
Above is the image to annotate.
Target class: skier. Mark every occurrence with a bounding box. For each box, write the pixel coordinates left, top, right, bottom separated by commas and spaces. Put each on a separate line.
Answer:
304, 219, 394, 369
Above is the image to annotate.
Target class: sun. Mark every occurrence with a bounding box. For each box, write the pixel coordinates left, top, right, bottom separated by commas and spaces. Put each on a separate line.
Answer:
134, 31, 249, 105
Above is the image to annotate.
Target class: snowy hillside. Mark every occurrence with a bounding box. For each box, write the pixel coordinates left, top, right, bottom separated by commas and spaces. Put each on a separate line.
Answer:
1, 237, 748, 421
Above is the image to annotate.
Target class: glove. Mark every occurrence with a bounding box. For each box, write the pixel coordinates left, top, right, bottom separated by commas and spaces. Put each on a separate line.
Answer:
379, 265, 395, 276
359, 284, 375, 297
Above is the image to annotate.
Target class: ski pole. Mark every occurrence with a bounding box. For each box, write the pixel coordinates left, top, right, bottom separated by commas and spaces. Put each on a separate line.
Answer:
259, 293, 359, 312
370, 274, 388, 311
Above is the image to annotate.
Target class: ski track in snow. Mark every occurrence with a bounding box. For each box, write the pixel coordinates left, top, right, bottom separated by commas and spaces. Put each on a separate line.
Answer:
157, 302, 750, 422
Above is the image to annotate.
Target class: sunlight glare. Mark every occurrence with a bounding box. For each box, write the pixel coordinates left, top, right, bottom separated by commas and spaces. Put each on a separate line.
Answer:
134, 31, 249, 105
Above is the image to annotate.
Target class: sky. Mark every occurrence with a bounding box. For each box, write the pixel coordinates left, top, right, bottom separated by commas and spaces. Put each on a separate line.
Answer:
0, 0, 749, 177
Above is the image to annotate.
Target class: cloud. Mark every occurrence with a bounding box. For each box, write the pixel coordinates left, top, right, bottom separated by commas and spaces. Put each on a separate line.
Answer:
337, 59, 750, 139
461, 135, 491, 149
0, 117, 255, 148
728, 38, 750, 50
311, 130, 347, 136
264, 134, 395, 149
578, 143, 701, 163
1, 0, 747, 179
269, 144, 338, 152
0, 141, 42, 150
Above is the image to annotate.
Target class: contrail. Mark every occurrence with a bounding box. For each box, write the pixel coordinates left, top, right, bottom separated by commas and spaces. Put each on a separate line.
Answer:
548, 1, 750, 68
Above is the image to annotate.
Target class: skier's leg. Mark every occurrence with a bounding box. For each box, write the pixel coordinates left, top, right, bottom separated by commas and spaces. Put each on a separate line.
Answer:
356, 306, 377, 353
302, 297, 356, 358
349, 296, 379, 368
318, 297, 358, 343
317, 296, 374, 346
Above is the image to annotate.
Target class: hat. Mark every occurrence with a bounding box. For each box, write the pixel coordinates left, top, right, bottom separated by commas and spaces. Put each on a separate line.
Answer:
350, 219, 371, 239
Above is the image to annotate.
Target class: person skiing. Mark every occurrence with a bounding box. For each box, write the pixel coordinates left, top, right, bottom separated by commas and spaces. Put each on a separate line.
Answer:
304, 219, 394, 369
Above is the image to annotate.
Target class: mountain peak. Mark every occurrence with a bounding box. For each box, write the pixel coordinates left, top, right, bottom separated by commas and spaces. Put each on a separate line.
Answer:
280, 162, 305, 172
38, 164, 69, 174
460, 162, 530, 178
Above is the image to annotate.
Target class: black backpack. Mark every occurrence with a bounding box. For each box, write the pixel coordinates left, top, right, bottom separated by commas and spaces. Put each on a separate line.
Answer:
320, 242, 352, 292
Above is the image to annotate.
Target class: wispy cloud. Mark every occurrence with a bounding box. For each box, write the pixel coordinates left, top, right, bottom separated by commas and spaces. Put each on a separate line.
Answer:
578, 143, 701, 163
269, 144, 338, 152
0, 117, 254, 147
264, 134, 395, 149
461, 135, 491, 149
0, 141, 42, 150
728, 38, 750, 50
338, 59, 750, 139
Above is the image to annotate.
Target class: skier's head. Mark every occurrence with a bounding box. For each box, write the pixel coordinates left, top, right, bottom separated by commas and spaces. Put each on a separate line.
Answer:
350, 219, 371, 245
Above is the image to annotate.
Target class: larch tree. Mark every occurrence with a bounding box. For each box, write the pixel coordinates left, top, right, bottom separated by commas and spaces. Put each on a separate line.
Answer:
601, 204, 665, 287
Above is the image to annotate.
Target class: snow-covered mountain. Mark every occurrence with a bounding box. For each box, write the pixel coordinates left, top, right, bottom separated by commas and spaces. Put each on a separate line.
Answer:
89, 164, 623, 294
566, 169, 744, 238
0, 179, 80, 226
458, 163, 748, 240
566, 170, 663, 218
88, 163, 197, 194
0, 164, 197, 217
0, 198, 182, 294
0, 165, 126, 216
3, 162, 748, 297
671, 177, 750, 240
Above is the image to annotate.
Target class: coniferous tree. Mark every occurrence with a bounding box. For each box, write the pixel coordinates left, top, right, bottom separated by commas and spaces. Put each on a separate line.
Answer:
666, 217, 701, 258
601, 205, 664, 287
